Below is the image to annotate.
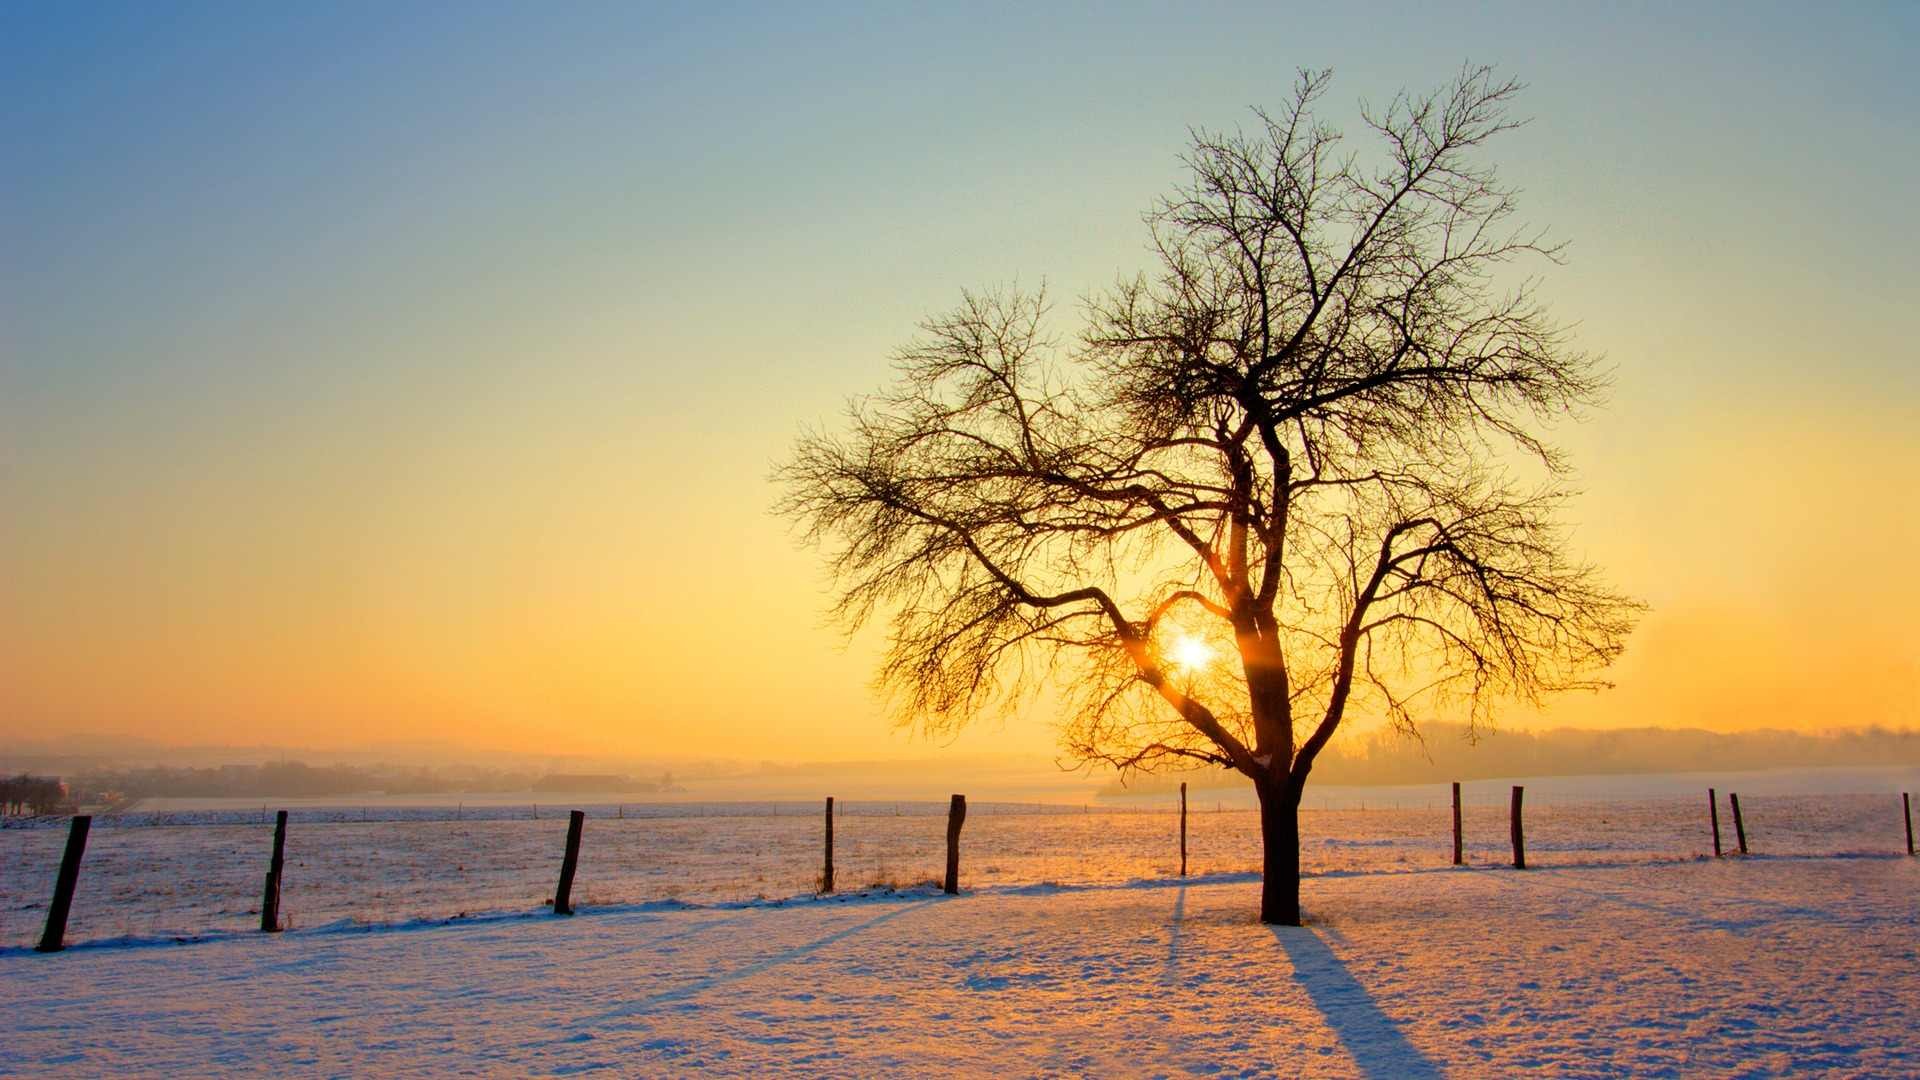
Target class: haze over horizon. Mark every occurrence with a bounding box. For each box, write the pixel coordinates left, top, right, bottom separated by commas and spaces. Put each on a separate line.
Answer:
5, 3, 1916, 765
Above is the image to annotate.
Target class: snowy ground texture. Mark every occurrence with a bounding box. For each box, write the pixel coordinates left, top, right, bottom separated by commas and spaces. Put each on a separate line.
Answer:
5, 853, 1917, 1077
7, 780, 1916, 947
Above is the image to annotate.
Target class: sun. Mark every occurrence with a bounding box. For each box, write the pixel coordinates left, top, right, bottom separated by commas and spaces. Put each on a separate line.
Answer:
1167, 633, 1215, 675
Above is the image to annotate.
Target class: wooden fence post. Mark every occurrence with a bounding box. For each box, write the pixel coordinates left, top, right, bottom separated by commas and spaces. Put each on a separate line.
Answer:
944, 794, 967, 895
1167, 780, 1182, 876
1904, 792, 1913, 857
1451, 782, 1463, 866
1709, 788, 1722, 857
823, 797, 835, 893
261, 809, 288, 932
1509, 786, 1526, 870
1729, 792, 1748, 855
37, 815, 91, 953
553, 810, 585, 915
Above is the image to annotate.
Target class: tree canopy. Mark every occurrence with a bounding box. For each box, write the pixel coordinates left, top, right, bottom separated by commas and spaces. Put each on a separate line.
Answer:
779, 66, 1637, 799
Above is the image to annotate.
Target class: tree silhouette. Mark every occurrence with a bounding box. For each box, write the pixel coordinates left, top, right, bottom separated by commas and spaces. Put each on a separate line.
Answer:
778, 66, 1638, 924
0, 773, 68, 816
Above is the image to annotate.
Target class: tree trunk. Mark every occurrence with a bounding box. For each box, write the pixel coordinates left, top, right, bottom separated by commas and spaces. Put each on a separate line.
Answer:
1257, 775, 1302, 925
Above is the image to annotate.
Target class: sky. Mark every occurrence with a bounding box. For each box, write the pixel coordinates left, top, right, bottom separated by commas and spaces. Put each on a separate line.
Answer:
3, 2, 1916, 766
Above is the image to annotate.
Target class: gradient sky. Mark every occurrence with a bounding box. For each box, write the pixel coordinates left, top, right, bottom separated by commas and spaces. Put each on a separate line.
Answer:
3, 2, 1916, 763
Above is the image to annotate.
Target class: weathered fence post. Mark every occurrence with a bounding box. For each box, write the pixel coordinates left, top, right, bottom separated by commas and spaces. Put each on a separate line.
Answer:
1451, 781, 1463, 866
1729, 792, 1748, 855
261, 809, 288, 932
944, 794, 967, 894
37, 815, 92, 953
553, 810, 585, 915
823, 796, 835, 893
1903, 792, 1913, 857
1709, 788, 1722, 857
1167, 780, 1182, 876
1509, 786, 1526, 870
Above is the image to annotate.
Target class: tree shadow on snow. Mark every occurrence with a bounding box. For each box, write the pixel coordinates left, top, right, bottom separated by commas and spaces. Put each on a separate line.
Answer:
1267, 925, 1440, 1079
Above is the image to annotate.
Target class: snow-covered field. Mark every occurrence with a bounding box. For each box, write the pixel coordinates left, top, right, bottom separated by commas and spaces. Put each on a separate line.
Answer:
3, 774, 1916, 949
5, 772, 1916, 1075
5, 853, 1916, 1076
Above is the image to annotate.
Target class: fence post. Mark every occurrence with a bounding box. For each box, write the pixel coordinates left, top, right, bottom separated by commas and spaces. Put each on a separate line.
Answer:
554, 810, 585, 915
261, 809, 288, 932
1167, 780, 1182, 876
823, 796, 835, 893
1451, 782, 1463, 866
1509, 786, 1526, 870
1729, 792, 1748, 855
944, 794, 967, 895
37, 815, 92, 953
1904, 792, 1913, 857
1708, 788, 1722, 857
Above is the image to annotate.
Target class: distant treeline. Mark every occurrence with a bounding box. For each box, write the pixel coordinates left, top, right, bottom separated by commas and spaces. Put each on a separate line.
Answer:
63, 762, 678, 801
73, 762, 525, 800
1, 774, 70, 815
1103, 725, 1920, 793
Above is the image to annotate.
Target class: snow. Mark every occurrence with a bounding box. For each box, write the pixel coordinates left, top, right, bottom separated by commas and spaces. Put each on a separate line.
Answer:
4, 778, 1917, 1075
5, 782, 1915, 947
4, 853, 1917, 1075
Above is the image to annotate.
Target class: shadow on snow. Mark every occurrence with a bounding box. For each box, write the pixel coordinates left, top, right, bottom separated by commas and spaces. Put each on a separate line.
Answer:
1268, 924, 1441, 1080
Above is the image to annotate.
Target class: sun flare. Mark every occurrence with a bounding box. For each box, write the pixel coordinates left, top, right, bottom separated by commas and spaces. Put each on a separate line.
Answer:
1167, 634, 1215, 675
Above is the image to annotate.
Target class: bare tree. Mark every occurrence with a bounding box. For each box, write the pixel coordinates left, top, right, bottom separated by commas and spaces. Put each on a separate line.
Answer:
0, 774, 68, 816
778, 66, 1638, 924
